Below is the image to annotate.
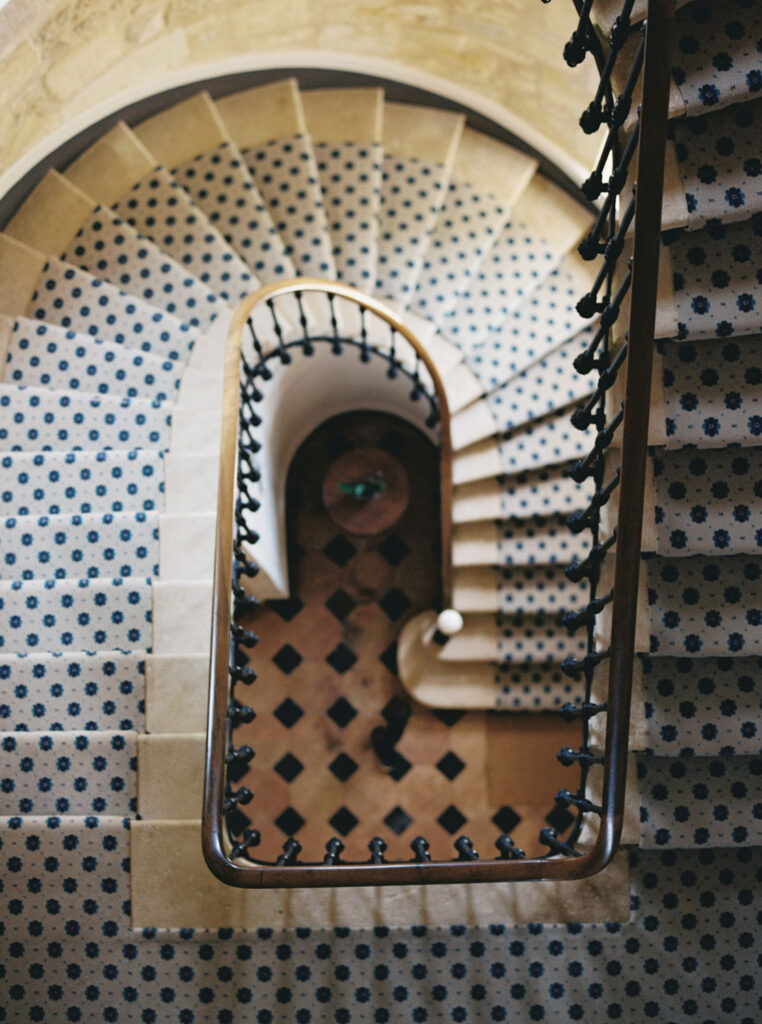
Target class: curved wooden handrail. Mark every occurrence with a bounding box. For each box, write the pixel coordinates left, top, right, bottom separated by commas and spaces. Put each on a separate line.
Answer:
204, 278, 456, 881
203, 0, 675, 885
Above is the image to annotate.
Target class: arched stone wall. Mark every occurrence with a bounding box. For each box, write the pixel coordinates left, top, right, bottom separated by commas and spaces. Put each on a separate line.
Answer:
0, 0, 599, 187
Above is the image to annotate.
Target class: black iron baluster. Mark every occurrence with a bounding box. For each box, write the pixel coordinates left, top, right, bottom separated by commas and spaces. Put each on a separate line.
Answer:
230, 828, 261, 859
539, 827, 582, 857
246, 318, 270, 377
411, 836, 431, 863
566, 468, 621, 532
559, 701, 607, 723
295, 291, 313, 356
561, 649, 610, 679
266, 297, 291, 364
496, 835, 526, 860
276, 838, 302, 866
327, 293, 342, 354
227, 700, 256, 724
563, 0, 594, 66
388, 326, 399, 378
225, 745, 255, 767
556, 788, 603, 815
562, 588, 614, 631
222, 787, 253, 813
323, 838, 344, 865
565, 530, 617, 582
368, 837, 387, 864
557, 746, 604, 768
359, 305, 370, 363
454, 836, 479, 861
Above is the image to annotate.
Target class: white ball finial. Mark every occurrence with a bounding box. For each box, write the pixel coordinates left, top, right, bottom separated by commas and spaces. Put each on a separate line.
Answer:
436, 609, 464, 637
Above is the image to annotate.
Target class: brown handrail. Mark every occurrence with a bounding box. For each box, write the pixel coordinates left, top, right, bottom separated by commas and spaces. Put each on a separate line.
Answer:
591, 0, 676, 868
203, 0, 675, 885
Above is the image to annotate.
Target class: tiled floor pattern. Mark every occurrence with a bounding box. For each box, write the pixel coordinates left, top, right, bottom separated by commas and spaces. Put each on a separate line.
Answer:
231, 412, 580, 863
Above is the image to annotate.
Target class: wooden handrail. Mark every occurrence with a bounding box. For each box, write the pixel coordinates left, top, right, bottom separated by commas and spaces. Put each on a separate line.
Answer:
202, 0, 675, 886
589, 0, 676, 870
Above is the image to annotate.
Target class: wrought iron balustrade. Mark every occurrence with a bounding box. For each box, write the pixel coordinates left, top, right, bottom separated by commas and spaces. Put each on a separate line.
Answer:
203, 0, 675, 884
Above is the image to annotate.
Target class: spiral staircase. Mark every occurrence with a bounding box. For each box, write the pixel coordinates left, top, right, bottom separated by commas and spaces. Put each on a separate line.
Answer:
1, 0, 761, 1017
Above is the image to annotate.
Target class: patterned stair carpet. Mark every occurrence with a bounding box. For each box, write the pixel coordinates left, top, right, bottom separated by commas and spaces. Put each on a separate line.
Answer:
0, 0, 761, 1017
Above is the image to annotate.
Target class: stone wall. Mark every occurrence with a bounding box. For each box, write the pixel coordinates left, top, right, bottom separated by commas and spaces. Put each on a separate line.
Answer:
0, 0, 599, 185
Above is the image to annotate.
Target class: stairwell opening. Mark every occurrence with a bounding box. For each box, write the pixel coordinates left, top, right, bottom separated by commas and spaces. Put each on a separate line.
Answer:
227, 407, 584, 864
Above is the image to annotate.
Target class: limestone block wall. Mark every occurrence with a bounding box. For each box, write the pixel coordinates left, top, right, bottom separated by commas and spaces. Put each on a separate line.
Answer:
0, 0, 599, 189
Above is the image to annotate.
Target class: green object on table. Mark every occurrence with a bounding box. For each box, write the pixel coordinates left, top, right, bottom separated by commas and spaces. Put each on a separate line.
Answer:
338, 475, 387, 501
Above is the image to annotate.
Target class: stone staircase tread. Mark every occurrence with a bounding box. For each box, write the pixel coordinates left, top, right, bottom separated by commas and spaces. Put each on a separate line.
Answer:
0, 729, 137, 817
0, 448, 166, 517
0, 314, 182, 402
0, 383, 172, 453
0, 575, 153, 655
1, 509, 159, 581
637, 753, 762, 849
0, 649, 146, 733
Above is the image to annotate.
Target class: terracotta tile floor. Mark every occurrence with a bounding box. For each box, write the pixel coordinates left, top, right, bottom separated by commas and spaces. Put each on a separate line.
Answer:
232, 413, 581, 863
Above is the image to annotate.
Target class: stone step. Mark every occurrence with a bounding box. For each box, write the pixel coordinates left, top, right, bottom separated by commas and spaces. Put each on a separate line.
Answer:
0, 383, 172, 452
452, 407, 592, 485
638, 754, 762, 849
0, 315, 182, 401
0, 649, 145, 733
4, 171, 219, 329
453, 466, 594, 524
0, 575, 152, 655
435, 612, 588, 665
452, 564, 588, 614
63, 121, 256, 306
0, 510, 158, 581
641, 655, 762, 757
0, 730, 137, 816
453, 515, 590, 567
0, 449, 165, 517
0, 232, 198, 361
375, 101, 465, 304
216, 78, 338, 281
412, 129, 537, 326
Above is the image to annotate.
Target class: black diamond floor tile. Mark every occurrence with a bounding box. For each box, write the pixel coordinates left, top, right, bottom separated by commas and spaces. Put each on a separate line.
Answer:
378, 641, 398, 675
274, 806, 305, 836
326, 642, 358, 674
274, 753, 304, 783
227, 757, 250, 784
381, 695, 411, 729
268, 596, 304, 622
436, 751, 466, 781
378, 587, 412, 621
384, 805, 413, 835
377, 430, 405, 456
378, 533, 410, 566
226, 807, 251, 836
323, 535, 357, 567
492, 804, 522, 834
272, 643, 303, 674
329, 806, 359, 836
438, 804, 467, 835
325, 588, 357, 622
273, 698, 305, 729
328, 753, 358, 782
434, 708, 466, 727
324, 431, 353, 458
326, 697, 358, 728
546, 803, 575, 832
387, 751, 412, 781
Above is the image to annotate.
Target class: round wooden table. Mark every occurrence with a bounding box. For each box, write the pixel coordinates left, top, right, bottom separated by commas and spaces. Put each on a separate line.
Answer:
322, 446, 410, 535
